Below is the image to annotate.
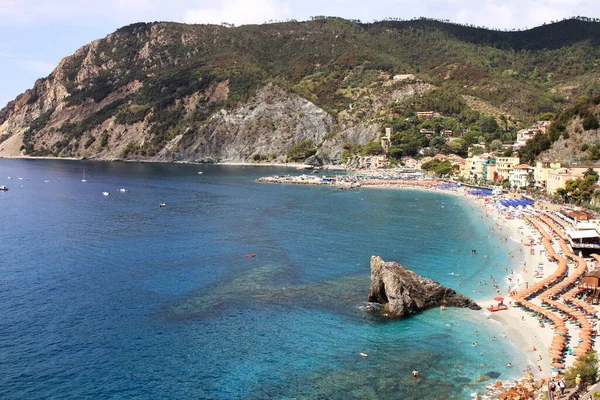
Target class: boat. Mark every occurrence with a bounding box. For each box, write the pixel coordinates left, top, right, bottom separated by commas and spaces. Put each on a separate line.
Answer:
44, 180, 50, 183
159, 203, 166, 207
7, 176, 11, 179
0, 185, 8, 191
82, 170, 87, 182
102, 192, 110, 196
198, 171, 203, 175
118, 188, 127, 192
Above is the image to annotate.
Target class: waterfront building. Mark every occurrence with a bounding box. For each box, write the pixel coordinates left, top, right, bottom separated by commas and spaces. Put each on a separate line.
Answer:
508, 164, 534, 188
533, 160, 562, 190
495, 157, 520, 181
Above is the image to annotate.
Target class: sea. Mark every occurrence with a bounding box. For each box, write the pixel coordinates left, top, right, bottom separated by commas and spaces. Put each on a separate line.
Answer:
0, 159, 528, 399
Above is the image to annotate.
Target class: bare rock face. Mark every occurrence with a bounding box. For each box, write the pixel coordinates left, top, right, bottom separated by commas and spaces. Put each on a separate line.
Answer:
368, 256, 480, 318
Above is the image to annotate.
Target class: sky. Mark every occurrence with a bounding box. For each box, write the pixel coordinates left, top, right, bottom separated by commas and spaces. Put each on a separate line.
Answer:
0, 0, 598, 108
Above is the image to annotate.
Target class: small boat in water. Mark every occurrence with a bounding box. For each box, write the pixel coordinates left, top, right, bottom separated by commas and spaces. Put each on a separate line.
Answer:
118, 188, 127, 192
82, 170, 87, 183
159, 203, 166, 207
102, 191, 110, 196
44, 180, 50, 183
198, 171, 203, 175
0, 185, 8, 191
7, 176, 12, 179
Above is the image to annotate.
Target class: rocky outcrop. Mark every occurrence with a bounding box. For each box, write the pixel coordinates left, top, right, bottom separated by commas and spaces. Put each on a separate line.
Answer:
368, 256, 480, 318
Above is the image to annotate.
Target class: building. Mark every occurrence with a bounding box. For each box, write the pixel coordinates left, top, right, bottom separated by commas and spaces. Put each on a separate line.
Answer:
416, 111, 434, 119
380, 128, 392, 155
508, 164, 534, 188
514, 121, 551, 147
533, 161, 561, 190
393, 74, 416, 81
546, 168, 588, 194
482, 158, 498, 182
351, 155, 389, 169
495, 157, 520, 181
463, 155, 489, 180
566, 220, 600, 250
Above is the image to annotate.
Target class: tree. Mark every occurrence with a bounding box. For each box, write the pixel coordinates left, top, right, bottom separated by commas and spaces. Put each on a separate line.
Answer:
526, 171, 535, 187
584, 167, 599, 182
479, 116, 499, 134
499, 114, 508, 131
489, 139, 503, 152
564, 351, 598, 388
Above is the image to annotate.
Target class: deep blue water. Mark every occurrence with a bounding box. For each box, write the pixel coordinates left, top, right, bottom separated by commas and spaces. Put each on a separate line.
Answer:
0, 160, 527, 399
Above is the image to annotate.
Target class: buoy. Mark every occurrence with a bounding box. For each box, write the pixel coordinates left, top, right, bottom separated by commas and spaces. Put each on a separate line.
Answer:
245, 254, 257, 258
359, 353, 369, 358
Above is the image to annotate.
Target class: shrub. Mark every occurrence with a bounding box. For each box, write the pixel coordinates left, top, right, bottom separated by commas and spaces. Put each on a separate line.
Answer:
287, 139, 317, 161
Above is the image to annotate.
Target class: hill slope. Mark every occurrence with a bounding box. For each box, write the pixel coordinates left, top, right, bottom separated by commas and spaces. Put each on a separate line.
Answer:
1, 17, 599, 163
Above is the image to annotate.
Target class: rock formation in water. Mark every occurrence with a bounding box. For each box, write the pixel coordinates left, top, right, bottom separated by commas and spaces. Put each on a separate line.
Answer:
368, 256, 480, 318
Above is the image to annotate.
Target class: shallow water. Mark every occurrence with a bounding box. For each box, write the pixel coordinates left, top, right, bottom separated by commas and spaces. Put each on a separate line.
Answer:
0, 160, 526, 399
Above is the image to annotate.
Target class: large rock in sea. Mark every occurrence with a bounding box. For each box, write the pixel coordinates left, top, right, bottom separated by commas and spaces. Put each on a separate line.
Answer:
368, 256, 481, 318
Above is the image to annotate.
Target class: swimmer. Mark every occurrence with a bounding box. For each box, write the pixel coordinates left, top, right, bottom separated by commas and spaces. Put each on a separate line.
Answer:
507, 363, 512, 368
412, 369, 419, 378
502, 332, 506, 338
492, 337, 497, 341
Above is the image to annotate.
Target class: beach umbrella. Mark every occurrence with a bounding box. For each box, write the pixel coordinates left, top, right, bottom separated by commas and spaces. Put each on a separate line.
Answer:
493, 296, 504, 302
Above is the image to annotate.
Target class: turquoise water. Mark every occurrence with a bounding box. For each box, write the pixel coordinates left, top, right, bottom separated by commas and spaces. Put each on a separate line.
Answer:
0, 160, 527, 399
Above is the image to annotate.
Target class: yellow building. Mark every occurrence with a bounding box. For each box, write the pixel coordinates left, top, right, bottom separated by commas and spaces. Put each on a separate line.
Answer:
495, 157, 520, 181
546, 168, 587, 194
534, 161, 561, 190
462, 156, 488, 180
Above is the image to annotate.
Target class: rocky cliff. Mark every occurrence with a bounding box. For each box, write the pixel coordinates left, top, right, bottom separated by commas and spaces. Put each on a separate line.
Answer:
368, 256, 480, 318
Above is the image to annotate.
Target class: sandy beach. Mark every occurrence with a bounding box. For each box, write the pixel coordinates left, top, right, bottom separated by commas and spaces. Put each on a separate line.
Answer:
366, 181, 595, 382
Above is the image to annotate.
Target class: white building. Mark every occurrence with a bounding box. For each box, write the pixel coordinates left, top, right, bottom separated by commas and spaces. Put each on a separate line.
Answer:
508, 164, 533, 188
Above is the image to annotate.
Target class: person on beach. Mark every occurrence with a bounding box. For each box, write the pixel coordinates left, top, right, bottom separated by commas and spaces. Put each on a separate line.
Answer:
558, 378, 565, 395
575, 374, 581, 390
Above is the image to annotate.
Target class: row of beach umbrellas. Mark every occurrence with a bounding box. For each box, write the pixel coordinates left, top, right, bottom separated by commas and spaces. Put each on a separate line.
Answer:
512, 214, 596, 368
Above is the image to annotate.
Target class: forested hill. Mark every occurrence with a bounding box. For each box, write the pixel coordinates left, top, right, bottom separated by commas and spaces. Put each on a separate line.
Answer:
0, 17, 599, 164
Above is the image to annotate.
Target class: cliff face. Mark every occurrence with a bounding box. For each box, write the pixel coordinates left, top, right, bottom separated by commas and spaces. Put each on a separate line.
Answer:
368, 256, 480, 318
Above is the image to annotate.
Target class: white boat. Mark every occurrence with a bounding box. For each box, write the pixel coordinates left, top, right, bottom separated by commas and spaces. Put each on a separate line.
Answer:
102, 191, 110, 196
198, 171, 203, 175
159, 203, 166, 207
118, 188, 127, 192
7, 176, 11, 179
44, 180, 50, 183
18, 177, 23, 180
82, 170, 87, 182
0, 185, 8, 191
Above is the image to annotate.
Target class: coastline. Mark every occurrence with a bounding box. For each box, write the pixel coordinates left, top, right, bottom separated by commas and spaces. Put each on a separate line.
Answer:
0, 155, 347, 170
363, 182, 558, 378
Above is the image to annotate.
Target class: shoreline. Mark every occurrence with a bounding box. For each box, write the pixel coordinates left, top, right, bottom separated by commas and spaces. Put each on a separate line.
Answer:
0, 155, 347, 170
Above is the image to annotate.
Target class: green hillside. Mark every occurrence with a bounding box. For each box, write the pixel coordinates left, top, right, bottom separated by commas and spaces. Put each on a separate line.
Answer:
2, 17, 600, 161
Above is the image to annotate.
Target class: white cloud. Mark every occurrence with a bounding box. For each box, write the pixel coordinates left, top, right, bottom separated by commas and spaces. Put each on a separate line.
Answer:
183, 0, 291, 26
